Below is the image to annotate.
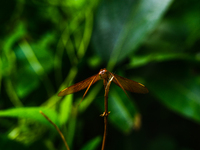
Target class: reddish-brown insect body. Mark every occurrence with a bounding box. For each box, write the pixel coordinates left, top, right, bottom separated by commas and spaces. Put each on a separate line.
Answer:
58, 68, 148, 98
99, 68, 109, 79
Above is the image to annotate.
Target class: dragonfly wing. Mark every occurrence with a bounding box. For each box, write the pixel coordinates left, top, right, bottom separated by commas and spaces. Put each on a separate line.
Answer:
58, 74, 101, 96
112, 73, 149, 94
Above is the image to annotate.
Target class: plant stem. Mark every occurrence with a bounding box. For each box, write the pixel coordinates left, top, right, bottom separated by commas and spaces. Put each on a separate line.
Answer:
101, 75, 114, 150
39, 111, 70, 150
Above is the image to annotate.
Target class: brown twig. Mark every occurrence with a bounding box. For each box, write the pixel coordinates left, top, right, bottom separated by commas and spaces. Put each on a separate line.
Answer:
39, 111, 70, 150
101, 75, 114, 150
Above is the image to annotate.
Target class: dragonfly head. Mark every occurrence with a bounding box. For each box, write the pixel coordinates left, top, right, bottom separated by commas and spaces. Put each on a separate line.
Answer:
99, 68, 108, 79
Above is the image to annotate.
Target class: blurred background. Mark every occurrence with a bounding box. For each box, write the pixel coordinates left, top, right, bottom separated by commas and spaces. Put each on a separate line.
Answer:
1, 0, 200, 149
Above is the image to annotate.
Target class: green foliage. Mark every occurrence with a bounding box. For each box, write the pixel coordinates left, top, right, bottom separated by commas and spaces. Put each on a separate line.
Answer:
80, 136, 101, 150
1, 0, 200, 149
92, 0, 173, 70
0, 107, 59, 127
147, 64, 200, 122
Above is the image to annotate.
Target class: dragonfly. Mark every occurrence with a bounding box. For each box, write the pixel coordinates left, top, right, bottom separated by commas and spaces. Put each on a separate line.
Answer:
58, 68, 149, 100
58, 68, 148, 150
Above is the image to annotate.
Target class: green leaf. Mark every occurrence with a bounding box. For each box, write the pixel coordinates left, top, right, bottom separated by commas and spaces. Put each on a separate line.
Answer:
146, 65, 200, 122
59, 94, 73, 125
0, 107, 60, 128
92, 0, 173, 69
127, 53, 191, 68
14, 33, 55, 98
0, 56, 2, 92
80, 136, 101, 150
3, 22, 26, 53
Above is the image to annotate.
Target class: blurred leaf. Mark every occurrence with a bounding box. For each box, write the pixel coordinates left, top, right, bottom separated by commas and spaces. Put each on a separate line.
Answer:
4, 78, 23, 107
184, 9, 200, 47
0, 107, 60, 128
79, 82, 102, 113
13, 69, 39, 99
0, 135, 26, 150
96, 85, 139, 133
66, 107, 77, 149
3, 22, 26, 53
148, 135, 176, 150
87, 55, 102, 69
1, 22, 25, 78
127, 53, 191, 68
147, 64, 200, 122
14, 33, 55, 98
0, 56, 2, 92
92, 0, 172, 69
30, 33, 55, 72
59, 94, 73, 125
80, 136, 101, 150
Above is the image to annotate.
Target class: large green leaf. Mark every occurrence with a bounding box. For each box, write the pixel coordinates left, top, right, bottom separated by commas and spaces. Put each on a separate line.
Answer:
146, 63, 200, 122
92, 0, 172, 68
0, 107, 60, 128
